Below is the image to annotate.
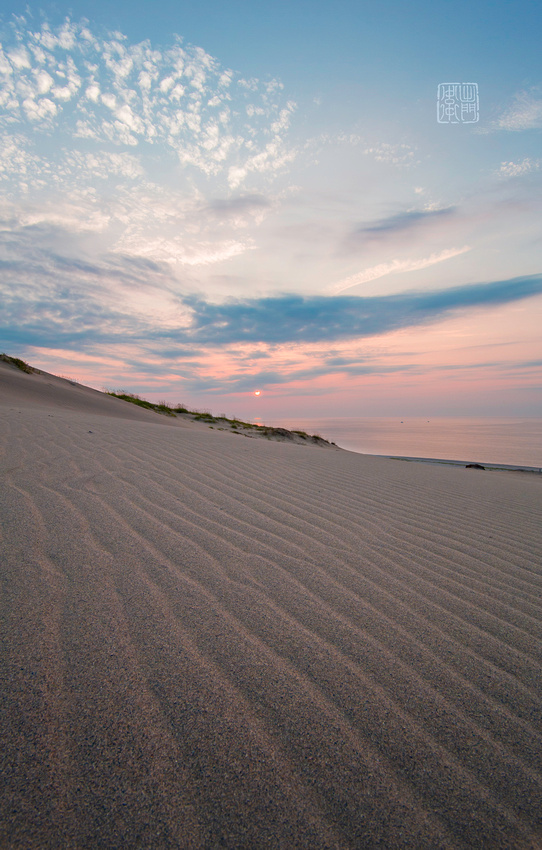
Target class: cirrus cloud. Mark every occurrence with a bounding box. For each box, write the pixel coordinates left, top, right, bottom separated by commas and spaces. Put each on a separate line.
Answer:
331, 246, 471, 293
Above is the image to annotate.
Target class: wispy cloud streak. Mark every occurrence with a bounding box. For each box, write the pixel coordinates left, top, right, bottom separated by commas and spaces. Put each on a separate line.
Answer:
331, 247, 471, 293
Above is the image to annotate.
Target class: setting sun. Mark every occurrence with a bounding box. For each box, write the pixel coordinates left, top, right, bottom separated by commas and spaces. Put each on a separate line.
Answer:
254, 390, 261, 396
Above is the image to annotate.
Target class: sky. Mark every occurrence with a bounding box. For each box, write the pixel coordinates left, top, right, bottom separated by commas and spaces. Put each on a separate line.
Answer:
1, 0, 541, 418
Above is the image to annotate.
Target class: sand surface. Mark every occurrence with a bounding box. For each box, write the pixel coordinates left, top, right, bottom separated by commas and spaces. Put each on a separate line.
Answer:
1, 361, 541, 849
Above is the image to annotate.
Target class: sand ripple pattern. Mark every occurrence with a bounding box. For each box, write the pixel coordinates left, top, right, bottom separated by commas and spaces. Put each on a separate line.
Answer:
1, 407, 541, 848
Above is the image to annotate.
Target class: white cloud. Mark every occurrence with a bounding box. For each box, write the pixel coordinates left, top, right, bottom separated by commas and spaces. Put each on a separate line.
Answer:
159, 75, 174, 93
238, 78, 259, 92
363, 142, 418, 167
0, 46, 13, 75
101, 92, 117, 109
330, 134, 419, 168
497, 158, 541, 178
0, 17, 297, 188
29, 44, 47, 65
123, 238, 251, 266
36, 21, 77, 52
169, 82, 186, 101
113, 205, 252, 265
64, 150, 144, 180
52, 84, 75, 101
85, 83, 100, 101
80, 27, 97, 45
331, 246, 471, 293
8, 47, 31, 69
138, 70, 154, 92
496, 90, 542, 131
246, 104, 264, 117
103, 43, 133, 80
0, 133, 44, 185
103, 118, 138, 146
35, 69, 53, 93
270, 101, 296, 133
228, 165, 247, 188
18, 198, 111, 233
0, 17, 293, 278
74, 119, 99, 139
22, 96, 57, 121
115, 103, 145, 134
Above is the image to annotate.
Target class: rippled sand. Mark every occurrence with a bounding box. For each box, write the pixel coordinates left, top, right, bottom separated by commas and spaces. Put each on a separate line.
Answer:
1, 360, 541, 848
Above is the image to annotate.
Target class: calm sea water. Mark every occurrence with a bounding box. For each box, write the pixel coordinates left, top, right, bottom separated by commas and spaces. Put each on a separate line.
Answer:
264, 417, 542, 468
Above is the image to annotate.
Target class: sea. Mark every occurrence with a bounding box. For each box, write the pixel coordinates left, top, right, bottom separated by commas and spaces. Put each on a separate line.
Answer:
262, 417, 542, 469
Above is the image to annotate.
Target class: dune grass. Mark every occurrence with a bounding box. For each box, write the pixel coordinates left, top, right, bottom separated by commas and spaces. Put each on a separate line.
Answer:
106, 391, 332, 444
105, 392, 177, 416
0, 353, 36, 374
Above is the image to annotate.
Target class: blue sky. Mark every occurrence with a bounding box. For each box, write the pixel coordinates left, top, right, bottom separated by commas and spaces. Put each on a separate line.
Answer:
1, 0, 541, 416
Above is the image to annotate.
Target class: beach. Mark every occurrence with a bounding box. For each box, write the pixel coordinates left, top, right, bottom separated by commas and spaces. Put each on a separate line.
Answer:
1, 360, 541, 849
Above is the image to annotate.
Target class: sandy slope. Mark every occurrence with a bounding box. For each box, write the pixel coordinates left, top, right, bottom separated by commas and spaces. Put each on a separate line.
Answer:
1, 362, 541, 848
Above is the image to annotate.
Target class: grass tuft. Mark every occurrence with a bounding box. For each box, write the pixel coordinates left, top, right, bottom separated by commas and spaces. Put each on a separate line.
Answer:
106, 391, 176, 416
0, 353, 35, 374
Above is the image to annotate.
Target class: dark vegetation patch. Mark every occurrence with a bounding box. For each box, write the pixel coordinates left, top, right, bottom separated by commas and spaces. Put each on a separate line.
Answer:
0, 353, 36, 374
106, 392, 177, 416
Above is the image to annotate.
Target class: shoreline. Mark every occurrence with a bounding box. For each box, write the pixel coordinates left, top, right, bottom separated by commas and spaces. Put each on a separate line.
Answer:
269, 414, 542, 471
374, 453, 542, 474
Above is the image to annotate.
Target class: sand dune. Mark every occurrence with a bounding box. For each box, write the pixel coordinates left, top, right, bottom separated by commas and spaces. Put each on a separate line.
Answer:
1, 362, 541, 848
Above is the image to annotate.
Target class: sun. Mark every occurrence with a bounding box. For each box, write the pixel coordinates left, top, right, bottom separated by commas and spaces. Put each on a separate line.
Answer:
254, 390, 261, 396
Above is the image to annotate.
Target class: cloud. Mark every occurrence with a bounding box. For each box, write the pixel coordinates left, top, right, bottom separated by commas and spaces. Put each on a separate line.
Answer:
361, 142, 419, 168
63, 150, 144, 180
0, 163, 272, 269
114, 236, 250, 266
3, 218, 541, 398
2, 213, 540, 351
0, 16, 297, 188
0, 133, 46, 186
345, 207, 456, 248
0, 16, 296, 273
497, 158, 541, 178
207, 194, 272, 226
183, 275, 542, 345
331, 246, 471, 293
354, 207, 455, 236
334, 135, 419, 168
496, 90, 542, 131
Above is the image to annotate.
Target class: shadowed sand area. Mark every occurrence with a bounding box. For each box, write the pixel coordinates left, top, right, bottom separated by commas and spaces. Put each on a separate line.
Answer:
1, 361, 542, 849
